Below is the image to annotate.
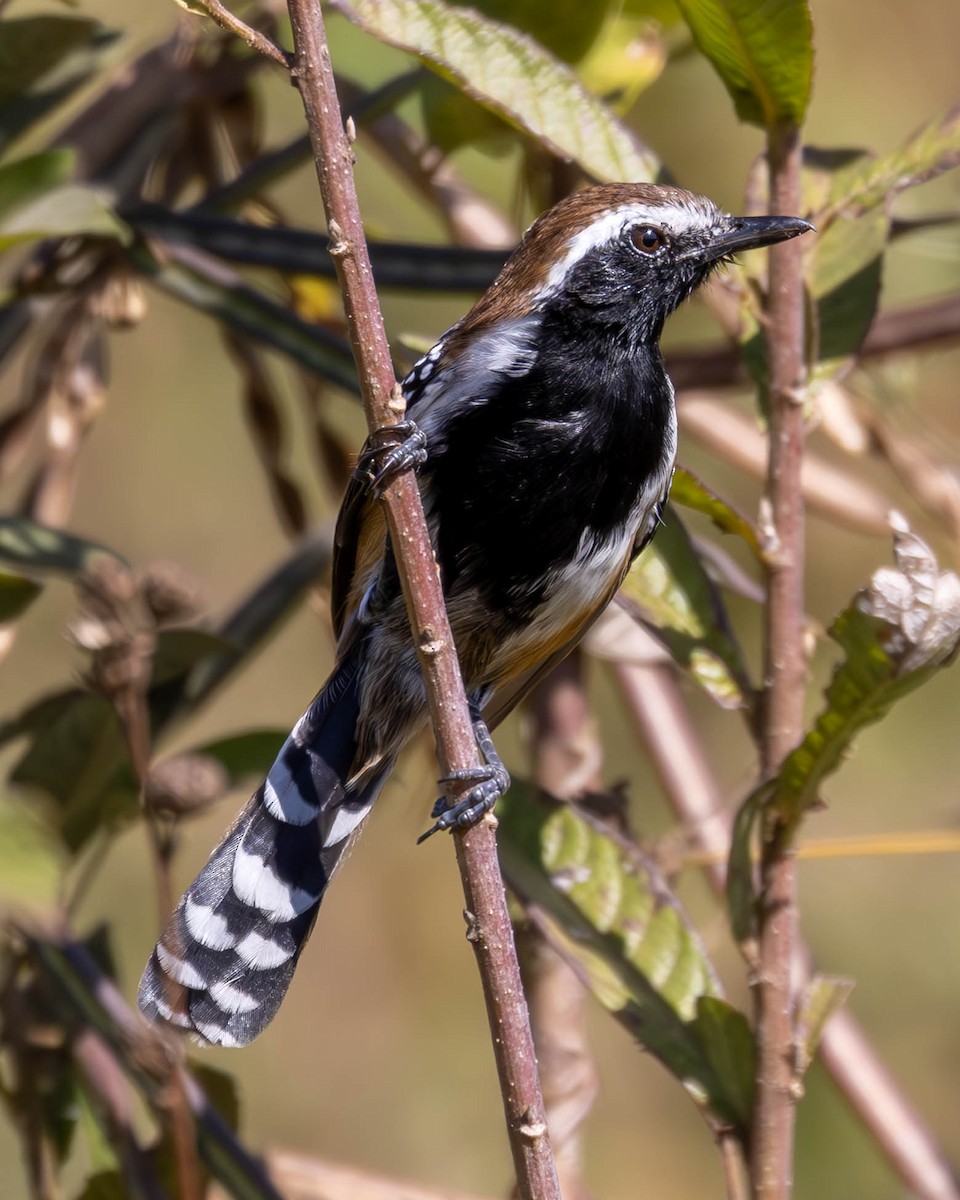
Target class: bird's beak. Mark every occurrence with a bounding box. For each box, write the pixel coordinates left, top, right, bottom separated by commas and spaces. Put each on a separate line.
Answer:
700, 214, 815, 261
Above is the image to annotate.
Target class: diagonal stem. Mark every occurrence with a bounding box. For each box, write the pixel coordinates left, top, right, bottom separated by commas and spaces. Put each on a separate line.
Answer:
280, 3, 558, 1195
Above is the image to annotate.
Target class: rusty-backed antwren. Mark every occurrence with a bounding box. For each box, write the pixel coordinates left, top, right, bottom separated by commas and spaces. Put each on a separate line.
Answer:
139, 183, 812, 1046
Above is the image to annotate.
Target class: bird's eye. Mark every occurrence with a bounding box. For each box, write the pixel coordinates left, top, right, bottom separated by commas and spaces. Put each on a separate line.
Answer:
630, 226, 665, 254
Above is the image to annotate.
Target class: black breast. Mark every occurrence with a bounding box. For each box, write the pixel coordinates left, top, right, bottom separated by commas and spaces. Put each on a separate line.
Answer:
425, 305, 674, 617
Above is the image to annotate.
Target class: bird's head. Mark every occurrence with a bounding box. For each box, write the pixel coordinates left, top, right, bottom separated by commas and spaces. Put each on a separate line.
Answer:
457, 183, 814, 344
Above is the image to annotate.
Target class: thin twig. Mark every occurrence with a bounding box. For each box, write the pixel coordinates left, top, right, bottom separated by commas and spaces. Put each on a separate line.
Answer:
192, 0, 291, 68
279, 3, 558, 1195
752, 123, 808, 1200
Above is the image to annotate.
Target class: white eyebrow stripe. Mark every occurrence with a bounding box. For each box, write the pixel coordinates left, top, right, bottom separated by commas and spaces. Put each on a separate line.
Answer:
536, 200, 721, 299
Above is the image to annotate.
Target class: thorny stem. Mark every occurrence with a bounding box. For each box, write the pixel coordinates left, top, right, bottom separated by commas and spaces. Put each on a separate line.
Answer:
281, 3, 558, 1196
752, 125, 808, 1200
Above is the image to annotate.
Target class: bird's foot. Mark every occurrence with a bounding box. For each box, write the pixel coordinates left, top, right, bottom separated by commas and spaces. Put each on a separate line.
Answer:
355, 419, 427, 497
418, 718, 510, 843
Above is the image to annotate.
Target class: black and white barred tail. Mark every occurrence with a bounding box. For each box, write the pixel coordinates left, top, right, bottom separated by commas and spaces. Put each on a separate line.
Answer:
137, 647, 391, 1046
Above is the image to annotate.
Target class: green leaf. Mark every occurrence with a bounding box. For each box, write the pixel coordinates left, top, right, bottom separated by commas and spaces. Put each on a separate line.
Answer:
725, 780, 768, 946
473, 0, 613, 63
193, 730, 286, 784
744, 518, 960, 845
0, 570, 42, 621
498, 784, 753, 1131
329, 0, 660, 182
794, 975, 854, 1077
6, 691, 136, 852
0, 182, 129, 251
675, 0, 812, 129
191, 1064, 241, 1134
149, 628, 236, 688
0, 796, 63, 911
0, 17, 120, 152
621, 512, 753, 709
0, 517, 126, 575
578, 9, 667, 111
670, 466, 761, 558
806, 206, 888, 384
695, 996, 755, 1127
823, 106, 960, 222
75, 1173, 127, 1200
0, 149, 74, 218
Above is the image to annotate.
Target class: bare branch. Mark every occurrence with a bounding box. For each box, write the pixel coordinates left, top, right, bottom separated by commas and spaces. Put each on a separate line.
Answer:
752, 126, 807, 1200
190, 0, 291, 68
280, 3, 558, 1194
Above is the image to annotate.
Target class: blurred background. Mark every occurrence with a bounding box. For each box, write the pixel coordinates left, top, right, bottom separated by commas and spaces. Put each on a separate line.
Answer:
1, 1, 959, 1197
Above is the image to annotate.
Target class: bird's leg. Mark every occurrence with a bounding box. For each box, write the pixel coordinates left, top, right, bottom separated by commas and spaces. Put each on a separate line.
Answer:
419, 707, 510, 843
354, 419, 427, 497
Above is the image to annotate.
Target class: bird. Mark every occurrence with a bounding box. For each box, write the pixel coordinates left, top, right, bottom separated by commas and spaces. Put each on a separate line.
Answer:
138, 182, 812, 1046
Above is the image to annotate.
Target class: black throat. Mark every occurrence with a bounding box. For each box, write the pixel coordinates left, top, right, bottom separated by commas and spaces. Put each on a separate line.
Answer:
426, 300, 675, 615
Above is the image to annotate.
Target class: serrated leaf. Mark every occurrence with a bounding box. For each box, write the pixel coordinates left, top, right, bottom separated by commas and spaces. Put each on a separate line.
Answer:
0, 17, 120, 152
621, 513, 752, 708
330, 0, 660, 182
0, 182, 129, 251
0, 517, 125, 575
0, 149, 74, 218
823, 106, 960, 222
732, 519, 960, 900
772, 519, 960, 834
670, 466, 761, 557
0, 570, 42, 621
498, 784, 752, 1131
675, 0, 812, 129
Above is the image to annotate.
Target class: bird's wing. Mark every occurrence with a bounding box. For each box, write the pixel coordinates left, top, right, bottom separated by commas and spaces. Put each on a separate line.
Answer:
331, 473, 385, 645
331, 314, 542, 647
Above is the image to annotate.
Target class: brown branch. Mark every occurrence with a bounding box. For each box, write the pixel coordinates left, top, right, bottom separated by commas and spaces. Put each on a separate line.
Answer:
752, 127, 807, 1200
521, 654, 601, 1200
614, 659, 960, 1200
280, 4, 558, 1196
666, 294, 960, 393
191, 0, 291, 68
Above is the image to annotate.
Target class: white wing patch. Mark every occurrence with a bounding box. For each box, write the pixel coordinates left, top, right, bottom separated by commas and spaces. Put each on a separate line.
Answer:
410, 316, 542, 452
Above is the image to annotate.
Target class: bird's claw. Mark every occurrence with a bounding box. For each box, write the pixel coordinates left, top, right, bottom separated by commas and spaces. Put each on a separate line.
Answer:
418, 718, 509, 843
355, 419, 427, 497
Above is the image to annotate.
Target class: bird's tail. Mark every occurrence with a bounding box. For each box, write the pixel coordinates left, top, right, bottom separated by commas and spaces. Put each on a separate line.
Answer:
137, 645, 390, 1046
